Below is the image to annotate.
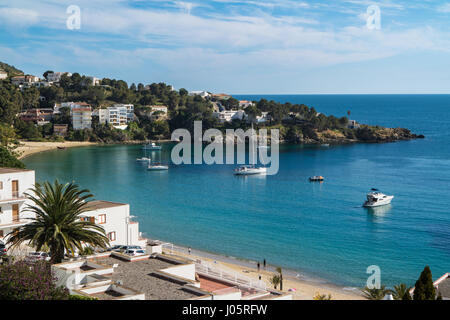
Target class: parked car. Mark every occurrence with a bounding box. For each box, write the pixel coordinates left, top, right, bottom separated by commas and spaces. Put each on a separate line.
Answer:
124, 249, 146, 256
113, 245, 143, 253
0, 243, 6, 256
26, 252, 51, 261
107, 245, 125, 252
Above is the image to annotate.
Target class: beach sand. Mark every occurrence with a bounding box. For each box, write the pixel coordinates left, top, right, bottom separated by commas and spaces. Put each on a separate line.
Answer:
16, 141, 97, 159
163, 245, 365, 300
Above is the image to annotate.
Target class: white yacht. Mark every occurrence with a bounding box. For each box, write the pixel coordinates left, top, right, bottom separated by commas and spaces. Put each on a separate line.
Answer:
363, 189, 394, 207
147, 160, 168, 171
142, 142, 162, 151
234, 166, 267, 176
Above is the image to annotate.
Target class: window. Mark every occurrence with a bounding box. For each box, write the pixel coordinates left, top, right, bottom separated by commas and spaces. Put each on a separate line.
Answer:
108, 232, 116, 241
80, 217, 90, 222
98, 214, 106, 224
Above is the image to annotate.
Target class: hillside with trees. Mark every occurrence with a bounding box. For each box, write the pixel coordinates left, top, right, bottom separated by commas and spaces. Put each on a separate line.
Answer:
0, 61, 423, 153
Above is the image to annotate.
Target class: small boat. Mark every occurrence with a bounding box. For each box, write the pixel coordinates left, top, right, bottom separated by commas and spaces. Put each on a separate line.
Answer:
147, 163, 169, 171
147, 158, 168, 171
136, 157, 151, 162
363, 189, 394, 207
309, 176, 324, 182
57, 146, 66, 150
257, 145, 270, 149
234, 166, 267, 176
321, 144, 330, 147
142, 142, 162, 151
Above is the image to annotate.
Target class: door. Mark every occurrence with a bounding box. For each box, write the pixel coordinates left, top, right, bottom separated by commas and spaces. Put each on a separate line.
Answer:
12, 204, 19, 222
12, 180, 19, 198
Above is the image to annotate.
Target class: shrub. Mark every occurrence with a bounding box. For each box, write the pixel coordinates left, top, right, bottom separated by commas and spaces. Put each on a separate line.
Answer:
0, 260, 69, 300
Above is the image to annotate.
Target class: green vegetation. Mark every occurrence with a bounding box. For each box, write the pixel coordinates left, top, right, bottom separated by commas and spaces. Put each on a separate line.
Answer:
0, 260, 69, 300
7, 180, 110, 264
413, 266, 437, 300
0, 60, 421, 166
361, 266, 443, 300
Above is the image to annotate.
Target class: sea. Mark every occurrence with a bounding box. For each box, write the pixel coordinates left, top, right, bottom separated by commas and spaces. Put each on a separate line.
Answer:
23, 94, 450, 288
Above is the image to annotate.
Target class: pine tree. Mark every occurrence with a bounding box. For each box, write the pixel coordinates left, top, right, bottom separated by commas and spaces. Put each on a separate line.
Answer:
413, 266, 436, 300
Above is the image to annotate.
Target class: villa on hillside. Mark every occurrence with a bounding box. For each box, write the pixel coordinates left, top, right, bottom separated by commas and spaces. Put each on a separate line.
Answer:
0, 70, 7, 80
97, 104, 134, 130
189, 90, 210, 98
71, 105, 92, 130
19, 108, 54, 126
239, 100, 254, 108
213, 110, 246, 123
347, 119, 360, 129
212, 93, 232, 100
11, 75, 40, 86
434, 273, 450, 300
53, 124, 68, 137
46, 72, 72, 82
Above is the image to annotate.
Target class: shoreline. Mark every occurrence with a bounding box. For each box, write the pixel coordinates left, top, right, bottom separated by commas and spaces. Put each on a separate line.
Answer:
16, 141, 99, 160
153, 239, 365, 300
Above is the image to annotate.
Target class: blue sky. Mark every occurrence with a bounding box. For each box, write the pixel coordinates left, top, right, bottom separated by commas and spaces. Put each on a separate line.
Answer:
1, 0, 450, 93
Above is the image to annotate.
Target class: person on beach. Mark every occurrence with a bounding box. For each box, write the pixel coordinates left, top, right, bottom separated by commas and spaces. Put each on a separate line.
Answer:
257, 262, 260, 271
263, 259, 266, 269
188, 247, 191, 255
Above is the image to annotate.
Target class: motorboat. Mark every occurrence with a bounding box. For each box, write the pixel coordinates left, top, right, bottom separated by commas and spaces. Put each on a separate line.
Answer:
309, 176, 324, 182
136, 157, 151, 163
363, 189, 394, 207
147, 161, 168, 171
142, 142, 162, 150
234, 166, 267, 176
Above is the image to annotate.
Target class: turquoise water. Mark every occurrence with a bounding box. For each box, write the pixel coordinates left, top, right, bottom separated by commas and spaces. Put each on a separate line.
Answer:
24, 95, 450, 287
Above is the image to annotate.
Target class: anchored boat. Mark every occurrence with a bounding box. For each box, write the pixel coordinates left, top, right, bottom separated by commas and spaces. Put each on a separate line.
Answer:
363, 189, 394, 207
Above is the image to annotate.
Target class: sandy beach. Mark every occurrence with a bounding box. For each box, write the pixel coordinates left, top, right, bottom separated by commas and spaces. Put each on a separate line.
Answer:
162, 244, 365, 300
16, 141, 98, 159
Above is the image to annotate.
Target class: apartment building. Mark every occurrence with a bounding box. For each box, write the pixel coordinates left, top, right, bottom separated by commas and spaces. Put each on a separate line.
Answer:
71, 103, 92, 130
98, 104, 134, 129
80, 201, 147, 248
0, 168, 35, 243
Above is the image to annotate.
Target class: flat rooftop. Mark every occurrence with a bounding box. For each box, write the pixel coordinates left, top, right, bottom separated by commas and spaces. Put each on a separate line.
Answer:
92, 256, 203, 300
84, 200, 127, 211
0, 168, 33, 174
437, 276, 450, 299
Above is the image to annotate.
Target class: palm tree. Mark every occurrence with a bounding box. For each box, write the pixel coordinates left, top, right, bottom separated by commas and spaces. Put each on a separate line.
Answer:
270, 274, 281, 289
392, 283, 410, 300
7, 180, 109, 264
361, 285, 389, 300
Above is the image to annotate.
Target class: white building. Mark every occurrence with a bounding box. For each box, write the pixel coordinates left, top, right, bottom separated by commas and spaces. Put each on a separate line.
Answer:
239, 100, 254, 108
11, 75, 40, 86
84, 76, 101, 86
0, 70, 7, 80
71, 104, 92, 130
98, 104, 134, 130
347, 119, 360, 129
213, 110, 246, 123
46, 72, 72, 82
189, 91, 211, 98
81, 201, 146, 248
0, 168, 35, 244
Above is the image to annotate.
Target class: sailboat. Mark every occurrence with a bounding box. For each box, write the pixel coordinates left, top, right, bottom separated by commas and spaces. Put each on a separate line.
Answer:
233, 123, 267, 175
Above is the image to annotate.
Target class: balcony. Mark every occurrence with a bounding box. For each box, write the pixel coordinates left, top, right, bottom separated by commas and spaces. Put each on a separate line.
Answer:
0, 192, 26, 204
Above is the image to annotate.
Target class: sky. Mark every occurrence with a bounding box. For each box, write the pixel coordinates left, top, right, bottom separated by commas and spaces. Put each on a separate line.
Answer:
1, 0, 450, 94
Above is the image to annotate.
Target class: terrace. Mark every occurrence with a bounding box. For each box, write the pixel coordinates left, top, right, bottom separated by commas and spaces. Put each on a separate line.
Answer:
92, 255, 209, 300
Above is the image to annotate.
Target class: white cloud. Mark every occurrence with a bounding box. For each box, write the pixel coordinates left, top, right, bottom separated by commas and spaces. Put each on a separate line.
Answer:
438, 3, 450, 13
0, 8, 40, 26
